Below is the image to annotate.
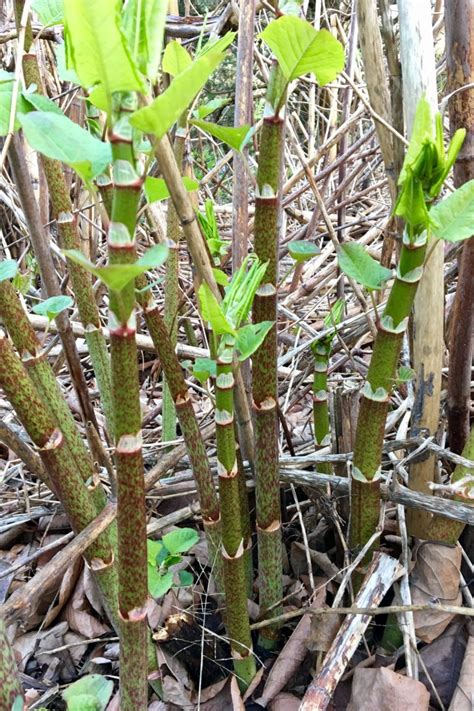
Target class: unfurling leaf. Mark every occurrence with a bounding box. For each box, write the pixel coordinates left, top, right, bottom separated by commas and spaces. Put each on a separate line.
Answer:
63, 0, 144, 112
163, 527, 199, 554
323, 298, 345, 331
162, 40, 192, 76
191, 119, 253, 152
122, 0, 167, 79
260, 17, 344, 86
32, 294, 73, 321
235, 321, 274, 361
19, 111, 112, 182
64, 244, 169, 293
198, 282, 236, 336
430, 180, 474, 242
131, 33, 235, 140
144, 176, 199, 203
338, 243, 392, 291
288, 240, 320, 263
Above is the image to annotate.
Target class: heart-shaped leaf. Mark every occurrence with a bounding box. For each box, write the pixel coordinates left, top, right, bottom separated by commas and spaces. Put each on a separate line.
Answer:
64, 244, 169, 293
144, 175, 199, 203
163, 527, 199, 554
260, 16, 344, 86
288, 239, 320, 263
148, 569, 173, 598
430, 179, 474, 242
19, 111, 112, 182
191, 119, 253, 152
192, 357, 216, 383
338, 243, 392, 291
235, 321, 274, 361
32, 294, 73, 321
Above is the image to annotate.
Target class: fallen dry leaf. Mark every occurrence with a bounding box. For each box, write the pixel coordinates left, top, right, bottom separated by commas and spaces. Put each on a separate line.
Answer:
230, 676, 245, 710
418, 619, 467, 708
346, 667, 430, 710
268, 692, 301, 711
257, 613, 312, 706
64, 571, 109, 638
307, 607, 342, 653
449, 630, 474, 710
42, 556, 82, 628
410, 542, 462, 643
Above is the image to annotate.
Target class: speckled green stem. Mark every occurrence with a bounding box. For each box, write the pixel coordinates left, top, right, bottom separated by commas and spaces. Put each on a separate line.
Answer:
216, 344, 256, 690
0, 276, 115, 526
252, 80, 285, 646
0, 333, 119, 631
351, 232, 427, 556
108, 94, 148, 711
312, 341, 332, 476
17, 22, 113, 435
0, 616, 23, 709
136, 281, 222, 586
163, 126, 186, 445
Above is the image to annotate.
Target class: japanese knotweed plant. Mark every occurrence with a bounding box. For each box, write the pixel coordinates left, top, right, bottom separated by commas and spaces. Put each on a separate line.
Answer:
1, 0, 241, 706
311, 298, 345, 459
338, 97, 474, 561
198, 255, 273, 690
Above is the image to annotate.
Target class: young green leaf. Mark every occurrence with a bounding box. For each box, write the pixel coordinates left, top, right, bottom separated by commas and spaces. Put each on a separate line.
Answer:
64, 244, 169, 293
148, 569, 174, 598
55, 43, 80, 84
260, 17, 344, 86
212, 268, 229, 286
288, 240, 320, 263
396, 365, 416, 384
191, 119, 253, 152
193, 97, 230, 120
323, 297, 344, 331
338, 243, 392, 291
144, 175, 199, 203
63, 0, 145, 113
198, 282, 236, 336
20, 92, 63, 117
19, 111, 112, 182
0, 260, 18, 283
130, 34, 235, 139
32, 294, 73, 321
162, 527, 199, 554
178, 570, 194, 587
398, 97, 433, 186
63, 674, 113, 711
235, 321, 274, 361
32, 0, 63, 26
0, 75, 19, 136
162, 40, 192, 76
192, 357, 217, 384
430, 180, 474, 242
122, 0, 167, 80
393, 169, 430, 234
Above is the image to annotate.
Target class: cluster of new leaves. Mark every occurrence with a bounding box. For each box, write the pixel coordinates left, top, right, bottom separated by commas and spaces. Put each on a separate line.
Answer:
338, 98, 474, 291
147, 528, 199, 599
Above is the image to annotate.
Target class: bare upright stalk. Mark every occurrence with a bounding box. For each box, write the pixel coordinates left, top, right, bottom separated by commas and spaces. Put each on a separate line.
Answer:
215, 340, 256, 688
108, 94, 148, 710
445, 0, 474, 454
252, 63, 285, 647
0, 332, 119, 630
